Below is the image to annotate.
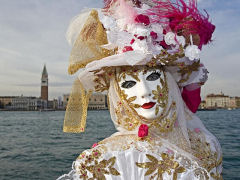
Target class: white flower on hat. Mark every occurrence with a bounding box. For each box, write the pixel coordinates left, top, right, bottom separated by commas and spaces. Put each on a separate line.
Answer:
106, 29, 133, 49
106, 31, 118, 45
185, 45, 201, 60
150, 24, 163, 41
151, 24, 163, 34
101, 15, 117, 31
176, 36, 186, 47
132, 38, 149, 53
164, 32, 177, 45
130, 25, 149, 37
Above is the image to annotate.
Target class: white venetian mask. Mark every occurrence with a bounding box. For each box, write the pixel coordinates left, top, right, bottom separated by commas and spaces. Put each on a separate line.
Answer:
117, 66, 168, 121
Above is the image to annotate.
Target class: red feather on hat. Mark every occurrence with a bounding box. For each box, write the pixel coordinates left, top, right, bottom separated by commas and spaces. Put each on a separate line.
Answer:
148, 0, 215, 49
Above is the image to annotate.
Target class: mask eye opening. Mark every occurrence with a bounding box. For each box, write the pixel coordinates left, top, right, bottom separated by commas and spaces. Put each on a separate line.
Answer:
121, 80, 136, 89
146, 71, 161, 81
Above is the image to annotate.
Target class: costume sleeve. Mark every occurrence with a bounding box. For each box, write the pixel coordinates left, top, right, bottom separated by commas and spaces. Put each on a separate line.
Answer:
181, 85, 201, 113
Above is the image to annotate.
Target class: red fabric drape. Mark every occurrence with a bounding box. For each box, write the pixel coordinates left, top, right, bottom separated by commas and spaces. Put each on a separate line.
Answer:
182, 87, 201, 113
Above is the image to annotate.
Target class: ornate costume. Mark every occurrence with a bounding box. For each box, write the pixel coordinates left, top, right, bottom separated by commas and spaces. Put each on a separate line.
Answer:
58, 0, 222, 179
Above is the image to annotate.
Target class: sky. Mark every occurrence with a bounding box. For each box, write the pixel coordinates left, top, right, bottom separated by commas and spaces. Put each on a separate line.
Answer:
0, 0, 239, 99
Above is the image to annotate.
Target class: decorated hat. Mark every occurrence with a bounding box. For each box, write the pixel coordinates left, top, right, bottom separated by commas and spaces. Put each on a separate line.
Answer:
63, 0, 215, 133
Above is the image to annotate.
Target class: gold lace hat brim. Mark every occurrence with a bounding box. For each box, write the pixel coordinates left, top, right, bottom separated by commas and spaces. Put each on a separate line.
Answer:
68, 9, 115, 75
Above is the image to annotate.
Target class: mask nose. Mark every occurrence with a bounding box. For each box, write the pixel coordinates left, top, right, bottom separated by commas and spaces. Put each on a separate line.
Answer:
139, 81, 151, 99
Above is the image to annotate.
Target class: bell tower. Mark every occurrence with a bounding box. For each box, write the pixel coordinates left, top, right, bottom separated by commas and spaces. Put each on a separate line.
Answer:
41, 64, 48, 101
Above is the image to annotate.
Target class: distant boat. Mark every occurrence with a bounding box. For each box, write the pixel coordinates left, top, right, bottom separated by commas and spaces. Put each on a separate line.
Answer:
39, 109, 55, 112
197, 108, 216, 111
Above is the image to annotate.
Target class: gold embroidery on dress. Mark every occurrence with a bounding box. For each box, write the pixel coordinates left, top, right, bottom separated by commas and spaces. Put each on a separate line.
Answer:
175, 155, 193, 169
210, 172, 223, 180
136, 153, 185, 180
150, 102, 177, 133
209, 156, 223, 180
188, 130, 221, 173
193, 168, 210, 179
76, 149, 120, 179
115, 100, 140, 131
99, 134, 140, 151
99, 134, 163, 153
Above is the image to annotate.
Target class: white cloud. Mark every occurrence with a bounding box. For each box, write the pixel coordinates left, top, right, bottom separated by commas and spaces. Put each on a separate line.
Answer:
0, 48, 22, 56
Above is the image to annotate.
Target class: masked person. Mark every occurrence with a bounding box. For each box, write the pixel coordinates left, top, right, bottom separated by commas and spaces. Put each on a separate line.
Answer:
58, 0, 222, 179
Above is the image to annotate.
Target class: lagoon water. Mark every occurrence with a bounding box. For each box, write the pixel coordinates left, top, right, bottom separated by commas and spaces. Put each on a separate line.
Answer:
0, 110, 239, 180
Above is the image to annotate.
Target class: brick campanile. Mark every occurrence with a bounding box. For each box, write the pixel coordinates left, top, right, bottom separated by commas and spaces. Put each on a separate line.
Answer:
41, 64, 48, 101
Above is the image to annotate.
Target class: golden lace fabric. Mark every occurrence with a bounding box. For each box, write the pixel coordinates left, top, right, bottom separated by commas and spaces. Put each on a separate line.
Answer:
63, 78, 92, 133
68, 10, 114, 75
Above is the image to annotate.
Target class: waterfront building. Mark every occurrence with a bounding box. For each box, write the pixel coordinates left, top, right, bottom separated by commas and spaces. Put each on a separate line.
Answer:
88, 93, 108, 110
48, 99, 58, 110
11, 96, 47, 111
41, 64, 48, 102
63, 93, 108, 110
199, 100, 206, 109
229, 97, 237, 108
205, 93, 230, 108
58, 96, 63, 109
0, 96, 17, 109
205, 93, 240, 109
236, 97, 240, 108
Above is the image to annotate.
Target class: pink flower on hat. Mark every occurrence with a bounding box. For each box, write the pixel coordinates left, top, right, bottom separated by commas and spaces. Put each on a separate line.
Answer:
130, 39, 135, 44
150, 31, 158, 39
137, 36, 145, 40
160, 40, 169, 49
122, 46, 134, 52
135, 14, 150, 26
